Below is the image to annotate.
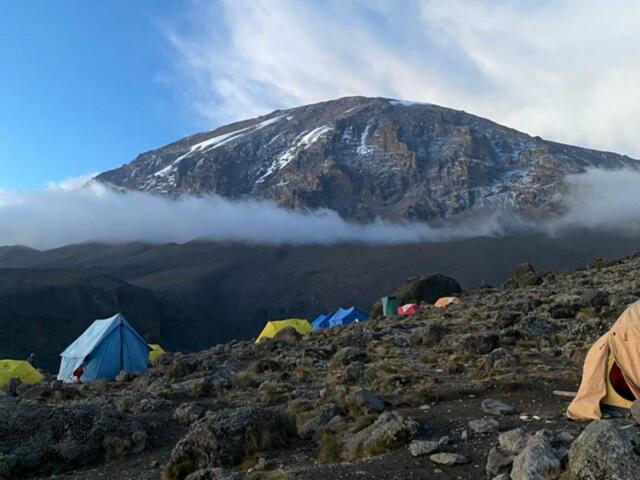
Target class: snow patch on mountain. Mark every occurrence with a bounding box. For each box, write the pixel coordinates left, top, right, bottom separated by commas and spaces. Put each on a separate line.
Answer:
154, 115, 286, 178
356, 123, 374, 155
256, 125, 334, 184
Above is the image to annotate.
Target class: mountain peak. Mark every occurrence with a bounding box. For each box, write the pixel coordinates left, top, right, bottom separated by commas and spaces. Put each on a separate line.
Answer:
96, 97, 639, 222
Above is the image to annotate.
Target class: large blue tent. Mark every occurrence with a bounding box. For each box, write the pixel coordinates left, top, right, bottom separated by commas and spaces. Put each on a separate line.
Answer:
328, 307, 369, 327
57, 313, 151, 383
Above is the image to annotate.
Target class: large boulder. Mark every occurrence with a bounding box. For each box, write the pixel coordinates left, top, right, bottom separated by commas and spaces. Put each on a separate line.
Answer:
342, 411, 416, 461
0, 401, 146, 478
569, 419, 640, 480
371, 274, 461, 317
163, 407, 295, 480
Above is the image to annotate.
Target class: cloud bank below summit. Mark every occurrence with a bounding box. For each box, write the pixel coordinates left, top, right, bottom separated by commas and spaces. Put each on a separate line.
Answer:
0, 168, 639, 250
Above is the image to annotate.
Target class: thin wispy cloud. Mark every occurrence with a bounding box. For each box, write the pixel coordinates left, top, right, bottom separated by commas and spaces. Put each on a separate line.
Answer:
165, 0, 640, 158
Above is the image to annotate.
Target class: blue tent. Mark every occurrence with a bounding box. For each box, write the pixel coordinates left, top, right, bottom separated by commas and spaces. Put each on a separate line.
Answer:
326, 307, 369, 328
312, 313, 332, 331
57, 313, 151, 383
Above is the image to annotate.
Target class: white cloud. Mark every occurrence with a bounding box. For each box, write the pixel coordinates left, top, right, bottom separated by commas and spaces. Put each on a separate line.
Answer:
0, 181, 504, 250
46, 173, 97, 193
548, 168, 640, 234
1, 167, 639, 250
166, 0, 640, 158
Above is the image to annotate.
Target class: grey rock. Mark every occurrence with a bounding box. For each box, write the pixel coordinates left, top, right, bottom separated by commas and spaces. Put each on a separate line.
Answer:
469, 418, 500, 434
342, 411, 414, 461
299, 403, 340, 438
430, 453, 469, 465
482, 399, 515, 416
408, 440, 439, 457
344, 388, 384, 416
487, 446, 516, 477
569, 419, 640, 480
458, 332, 499, 355
164, 407, 295, 478
174, 402, 206, 425
511, 434, 561, 480
332, 346, 367, 366
499, 428, 529, 453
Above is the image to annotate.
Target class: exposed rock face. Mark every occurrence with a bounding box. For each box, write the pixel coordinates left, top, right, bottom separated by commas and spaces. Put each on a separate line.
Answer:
569, 420, 640, 480
96, 96, 640, 223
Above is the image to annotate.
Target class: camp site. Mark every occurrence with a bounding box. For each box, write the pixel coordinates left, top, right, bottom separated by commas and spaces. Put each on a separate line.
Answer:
3, 2, 640, 477
4, 259, 640, 479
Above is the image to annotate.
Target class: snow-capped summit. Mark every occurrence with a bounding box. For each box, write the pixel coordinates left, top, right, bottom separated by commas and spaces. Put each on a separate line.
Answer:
96, 96, 639, 222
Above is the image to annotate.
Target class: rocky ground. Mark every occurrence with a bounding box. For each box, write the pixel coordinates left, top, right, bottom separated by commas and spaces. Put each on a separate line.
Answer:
3, 252, 640, 479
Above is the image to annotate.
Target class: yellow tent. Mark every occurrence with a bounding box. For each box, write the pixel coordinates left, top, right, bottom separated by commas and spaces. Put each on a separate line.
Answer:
0, 359, 43, 388
255, 319, 312, 344
148, 344, 166, 363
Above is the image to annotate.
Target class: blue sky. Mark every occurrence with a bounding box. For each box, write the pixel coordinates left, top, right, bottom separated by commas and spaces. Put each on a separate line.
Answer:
0, 1, 216, 189
2, 0, 640, 190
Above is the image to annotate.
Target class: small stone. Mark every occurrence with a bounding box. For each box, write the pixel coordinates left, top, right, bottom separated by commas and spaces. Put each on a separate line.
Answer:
482, 399, 515, 416
492, 474, 511, 480
430, 453, 469, 465
409, 440, 439, 457
438, 436, 450, 447
469, 418, 500, 434
461, 429, 471, 441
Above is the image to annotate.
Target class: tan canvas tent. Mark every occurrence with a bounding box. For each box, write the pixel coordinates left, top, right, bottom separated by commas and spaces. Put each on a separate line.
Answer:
567, 301, 640, 420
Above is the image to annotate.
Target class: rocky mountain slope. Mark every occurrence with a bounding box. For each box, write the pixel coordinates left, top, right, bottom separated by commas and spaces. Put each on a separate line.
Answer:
1, 232, 639, 370
3, 250, 640, 479
96, 96, 639, 222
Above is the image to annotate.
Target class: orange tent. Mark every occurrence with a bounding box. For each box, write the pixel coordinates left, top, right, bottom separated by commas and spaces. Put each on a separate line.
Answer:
567, 301, 640, 420
434, 297, 462, 308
